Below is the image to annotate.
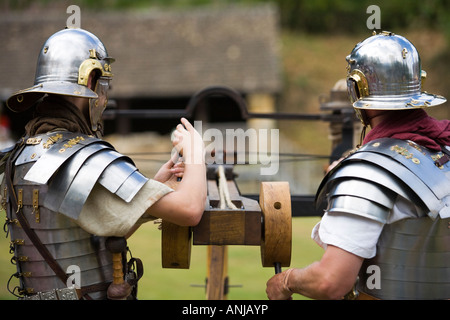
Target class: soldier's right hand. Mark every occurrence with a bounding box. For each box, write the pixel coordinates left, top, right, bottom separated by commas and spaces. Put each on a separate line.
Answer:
172, 118, 205, 165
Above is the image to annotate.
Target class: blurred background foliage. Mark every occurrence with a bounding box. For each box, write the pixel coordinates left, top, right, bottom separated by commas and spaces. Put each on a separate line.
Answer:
4, 0, 450, 39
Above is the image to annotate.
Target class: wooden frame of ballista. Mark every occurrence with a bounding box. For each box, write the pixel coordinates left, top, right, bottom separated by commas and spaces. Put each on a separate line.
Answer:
104, 85, 356, 299
161, 164, 292, 299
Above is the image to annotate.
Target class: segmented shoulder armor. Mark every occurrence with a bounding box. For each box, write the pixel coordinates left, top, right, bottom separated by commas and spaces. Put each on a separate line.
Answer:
316, 138, 450, 221
1, 131, 148, 298
17, 131, 148, 220
316, 138, 450, 299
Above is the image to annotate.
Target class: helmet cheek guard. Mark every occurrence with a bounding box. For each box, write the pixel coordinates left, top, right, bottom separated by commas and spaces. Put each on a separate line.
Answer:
89, 76, 110, 136
78, 49, 113, 86
346, 69, 369, 105
79, 49, 114, 136
346, 69, 370, 126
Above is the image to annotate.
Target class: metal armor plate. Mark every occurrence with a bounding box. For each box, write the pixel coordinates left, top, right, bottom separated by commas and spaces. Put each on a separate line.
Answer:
316, 138, 450, 299
316, 138, 450, 220
358, 216, 450, 299
19, 131, 148, 220
3, 131, 148, 298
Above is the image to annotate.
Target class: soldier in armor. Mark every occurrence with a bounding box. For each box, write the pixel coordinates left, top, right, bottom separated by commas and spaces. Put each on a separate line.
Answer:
1, 28, 206, 300
266, 32, 450, 300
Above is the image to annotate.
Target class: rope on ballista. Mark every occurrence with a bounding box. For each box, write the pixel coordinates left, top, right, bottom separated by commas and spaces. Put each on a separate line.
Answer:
217, 165, 238, 210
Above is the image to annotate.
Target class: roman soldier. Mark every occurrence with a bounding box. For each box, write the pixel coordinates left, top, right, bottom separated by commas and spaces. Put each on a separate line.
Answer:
266, 32, 449, 300
2, 28, 206, 300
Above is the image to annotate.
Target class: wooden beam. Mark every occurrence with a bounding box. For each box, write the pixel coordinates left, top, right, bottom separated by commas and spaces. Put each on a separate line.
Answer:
206, 245, 228, 300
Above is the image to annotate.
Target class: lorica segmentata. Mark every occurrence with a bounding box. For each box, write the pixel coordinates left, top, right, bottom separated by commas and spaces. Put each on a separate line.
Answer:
316, 138, 450, 299
2, 131, 148, 299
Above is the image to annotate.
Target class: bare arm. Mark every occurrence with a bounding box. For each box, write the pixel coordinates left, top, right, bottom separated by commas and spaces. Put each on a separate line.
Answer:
266, 245, 363, 300
145, 118, 207, 227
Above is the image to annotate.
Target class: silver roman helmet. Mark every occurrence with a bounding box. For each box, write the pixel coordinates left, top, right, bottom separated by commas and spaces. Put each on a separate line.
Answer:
346, 31, 446, 125
6, 28, 114, 132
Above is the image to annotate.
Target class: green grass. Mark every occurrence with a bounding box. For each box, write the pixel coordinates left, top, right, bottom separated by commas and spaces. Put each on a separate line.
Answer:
0, 217, 322, 300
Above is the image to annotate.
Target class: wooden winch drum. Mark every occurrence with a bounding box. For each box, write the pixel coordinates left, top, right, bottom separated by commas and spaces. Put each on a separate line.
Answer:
161, 181, 292, 269
259, 181, 292, 268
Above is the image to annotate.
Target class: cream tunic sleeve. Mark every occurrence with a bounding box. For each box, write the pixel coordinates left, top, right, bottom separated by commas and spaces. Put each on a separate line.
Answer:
76, 179, 173, 237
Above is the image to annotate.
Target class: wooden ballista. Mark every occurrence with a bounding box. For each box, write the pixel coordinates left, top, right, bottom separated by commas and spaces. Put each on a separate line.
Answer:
161, 164, 292, 299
